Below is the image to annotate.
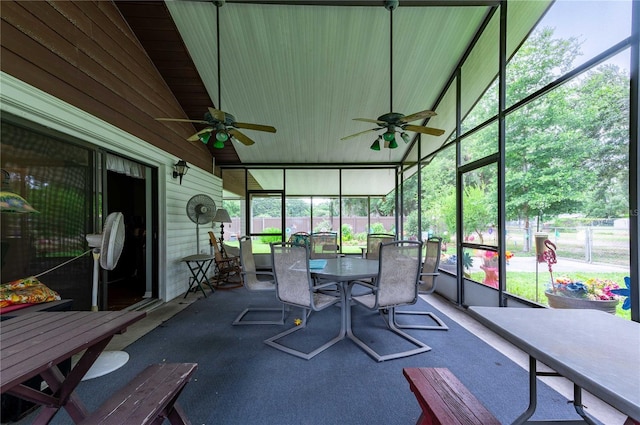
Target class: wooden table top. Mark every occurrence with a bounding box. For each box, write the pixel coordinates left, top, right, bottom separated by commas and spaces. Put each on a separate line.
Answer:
1, 310, 146, 393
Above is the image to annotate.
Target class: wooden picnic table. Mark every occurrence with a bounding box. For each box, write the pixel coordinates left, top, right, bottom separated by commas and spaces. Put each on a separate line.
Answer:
1, 310, 146, 424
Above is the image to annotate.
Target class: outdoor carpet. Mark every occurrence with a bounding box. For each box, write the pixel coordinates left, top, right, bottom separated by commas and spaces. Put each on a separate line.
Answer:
41, 288, 598, 425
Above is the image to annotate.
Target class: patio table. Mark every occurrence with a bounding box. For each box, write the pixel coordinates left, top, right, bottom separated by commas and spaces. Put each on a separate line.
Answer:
311, 257, 378, 348
468, 306, 640, 424
0, 310, 146, 424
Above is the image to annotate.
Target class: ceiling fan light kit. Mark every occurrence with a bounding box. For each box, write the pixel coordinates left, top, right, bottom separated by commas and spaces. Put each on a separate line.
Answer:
342, 2, 444, 151
155, 3, 276, 150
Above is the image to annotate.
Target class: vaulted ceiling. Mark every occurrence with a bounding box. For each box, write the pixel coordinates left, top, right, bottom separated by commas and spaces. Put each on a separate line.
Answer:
116, 0, 549, 193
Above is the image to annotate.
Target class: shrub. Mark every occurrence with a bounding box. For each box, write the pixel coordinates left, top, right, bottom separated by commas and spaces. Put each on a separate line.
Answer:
260, 227, 282, 244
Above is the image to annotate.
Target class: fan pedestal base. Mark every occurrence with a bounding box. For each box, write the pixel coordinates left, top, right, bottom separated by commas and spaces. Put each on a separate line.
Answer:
81, 351, 129, 381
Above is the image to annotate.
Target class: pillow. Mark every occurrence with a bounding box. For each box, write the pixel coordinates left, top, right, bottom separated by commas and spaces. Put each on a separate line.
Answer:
0, 276, 61, 309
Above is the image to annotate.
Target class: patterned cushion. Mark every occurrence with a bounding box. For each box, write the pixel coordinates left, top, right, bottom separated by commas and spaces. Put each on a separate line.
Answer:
0, 276, 61, 309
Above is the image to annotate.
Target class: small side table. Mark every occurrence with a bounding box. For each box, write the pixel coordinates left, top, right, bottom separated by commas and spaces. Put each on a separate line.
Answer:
182, 254, 216, 298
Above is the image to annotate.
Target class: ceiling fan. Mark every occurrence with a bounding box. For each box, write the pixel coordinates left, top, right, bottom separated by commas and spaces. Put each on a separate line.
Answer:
156, 1, 276, 148
341, 0, 445, 150
156, 107, 276, 148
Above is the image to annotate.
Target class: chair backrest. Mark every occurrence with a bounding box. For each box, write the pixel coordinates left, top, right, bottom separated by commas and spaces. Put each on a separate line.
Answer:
288, 232, 310, 249
366, 233, 395, 260
208, 231, 224, 262
375, 240, 423, 308
310, 232, 338, 259
420, 237, 442, 292
239, 236, 259, 288
271, 242, 312, 307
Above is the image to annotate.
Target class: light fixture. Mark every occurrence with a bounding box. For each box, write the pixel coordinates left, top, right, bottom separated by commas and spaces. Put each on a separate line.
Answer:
213, 130, 228, 149
213, 208, 232, 254
216, 131, 229, 142
198, 132, 211, 144
388, 138, 398, 149
172, 159, 190, 185
383, 130, 395, 142
370, 136, 382, 151
401, 132, 410, 143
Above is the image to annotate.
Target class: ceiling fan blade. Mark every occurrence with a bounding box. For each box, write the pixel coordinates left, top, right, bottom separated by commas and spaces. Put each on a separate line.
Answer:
228, 129, 255, 146
208, 107, 226, 122
233, 122, 277, 133
187, 127, 213, 142
156, 118, 209, 125
403, 124, 445, 137
353, 118, 386, 125
398, 109, 437, 123
340, 128, 380, 141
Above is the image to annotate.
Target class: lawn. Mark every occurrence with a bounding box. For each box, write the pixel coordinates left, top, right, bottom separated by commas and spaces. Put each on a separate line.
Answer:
230, 240, 631, 320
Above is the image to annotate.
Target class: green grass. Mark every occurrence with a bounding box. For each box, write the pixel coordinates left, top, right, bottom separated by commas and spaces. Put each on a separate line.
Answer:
500, 271, 631, 320
236, 240, 632, 320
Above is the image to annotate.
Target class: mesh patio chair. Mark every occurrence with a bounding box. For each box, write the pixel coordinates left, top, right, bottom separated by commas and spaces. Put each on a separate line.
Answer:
392, 236, 448, 330
348, 240, 431, 362
264, 242, 343, 360
232, 236, 286, 325
310, 232, 338, 259
365, 233, 395, 260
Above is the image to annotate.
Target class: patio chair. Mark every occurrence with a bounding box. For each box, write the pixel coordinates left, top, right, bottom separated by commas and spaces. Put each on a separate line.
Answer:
287, 231, 310, 249
348, 240, 431, 362
208, 231, 242, 288
392, 236, 448, 330
310, 232, 338, 259
264, 242, 343, 360
232, 236, 286, 325
365, 233, 395, 259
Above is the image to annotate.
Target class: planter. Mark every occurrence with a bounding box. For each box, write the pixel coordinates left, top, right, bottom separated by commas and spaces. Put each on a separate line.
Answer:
545, 291, 619, 314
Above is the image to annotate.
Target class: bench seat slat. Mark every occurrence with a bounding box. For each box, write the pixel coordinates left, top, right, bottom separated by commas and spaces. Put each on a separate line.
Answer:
403, 367, 500, 425
80, 363, 197, 425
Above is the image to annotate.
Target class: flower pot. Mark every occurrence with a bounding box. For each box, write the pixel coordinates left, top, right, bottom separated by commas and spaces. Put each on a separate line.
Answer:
544, 291, 619, 314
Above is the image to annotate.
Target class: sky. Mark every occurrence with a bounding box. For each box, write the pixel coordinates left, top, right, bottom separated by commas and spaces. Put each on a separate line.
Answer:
538, 0, 632, 71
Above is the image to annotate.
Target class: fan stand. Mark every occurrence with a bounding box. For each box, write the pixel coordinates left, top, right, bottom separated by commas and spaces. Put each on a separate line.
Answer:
82, 236, 130, 381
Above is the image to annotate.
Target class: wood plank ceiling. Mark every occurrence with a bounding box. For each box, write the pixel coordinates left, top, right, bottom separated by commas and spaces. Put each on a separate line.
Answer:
115, 0, 549, 195
115, 0, 241, 164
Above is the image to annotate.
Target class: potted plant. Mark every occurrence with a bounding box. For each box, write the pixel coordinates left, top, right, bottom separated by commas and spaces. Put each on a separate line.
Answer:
545, 276, 620, 314
479, 250, 514, 288
542, 240, 620, 314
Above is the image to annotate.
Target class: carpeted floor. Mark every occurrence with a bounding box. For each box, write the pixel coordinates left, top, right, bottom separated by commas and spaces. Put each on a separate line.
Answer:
42, 288, 597, 425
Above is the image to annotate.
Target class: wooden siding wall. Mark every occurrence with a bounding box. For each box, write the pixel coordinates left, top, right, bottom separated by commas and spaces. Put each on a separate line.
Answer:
0, 0, 212, 173
0, 1, 223, 302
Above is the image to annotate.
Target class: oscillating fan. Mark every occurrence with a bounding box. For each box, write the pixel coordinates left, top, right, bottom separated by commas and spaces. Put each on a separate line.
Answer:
186, 194, 217, 253
83, 212, 128, 381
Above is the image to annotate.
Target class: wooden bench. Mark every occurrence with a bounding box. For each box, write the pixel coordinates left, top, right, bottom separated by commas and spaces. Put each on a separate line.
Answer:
80, 362, 197, 425
403, 367, 500, 425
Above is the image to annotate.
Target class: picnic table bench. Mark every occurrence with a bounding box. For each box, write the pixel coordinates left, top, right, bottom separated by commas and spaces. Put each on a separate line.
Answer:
403, 367, 499, 425
79, 362, 197, 425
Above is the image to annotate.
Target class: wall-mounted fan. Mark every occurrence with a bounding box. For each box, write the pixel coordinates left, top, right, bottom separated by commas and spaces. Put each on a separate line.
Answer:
83, 211, 128, 380
157, 107, 276, 148
341, 0, 444, 150
186, 194, 217, 253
